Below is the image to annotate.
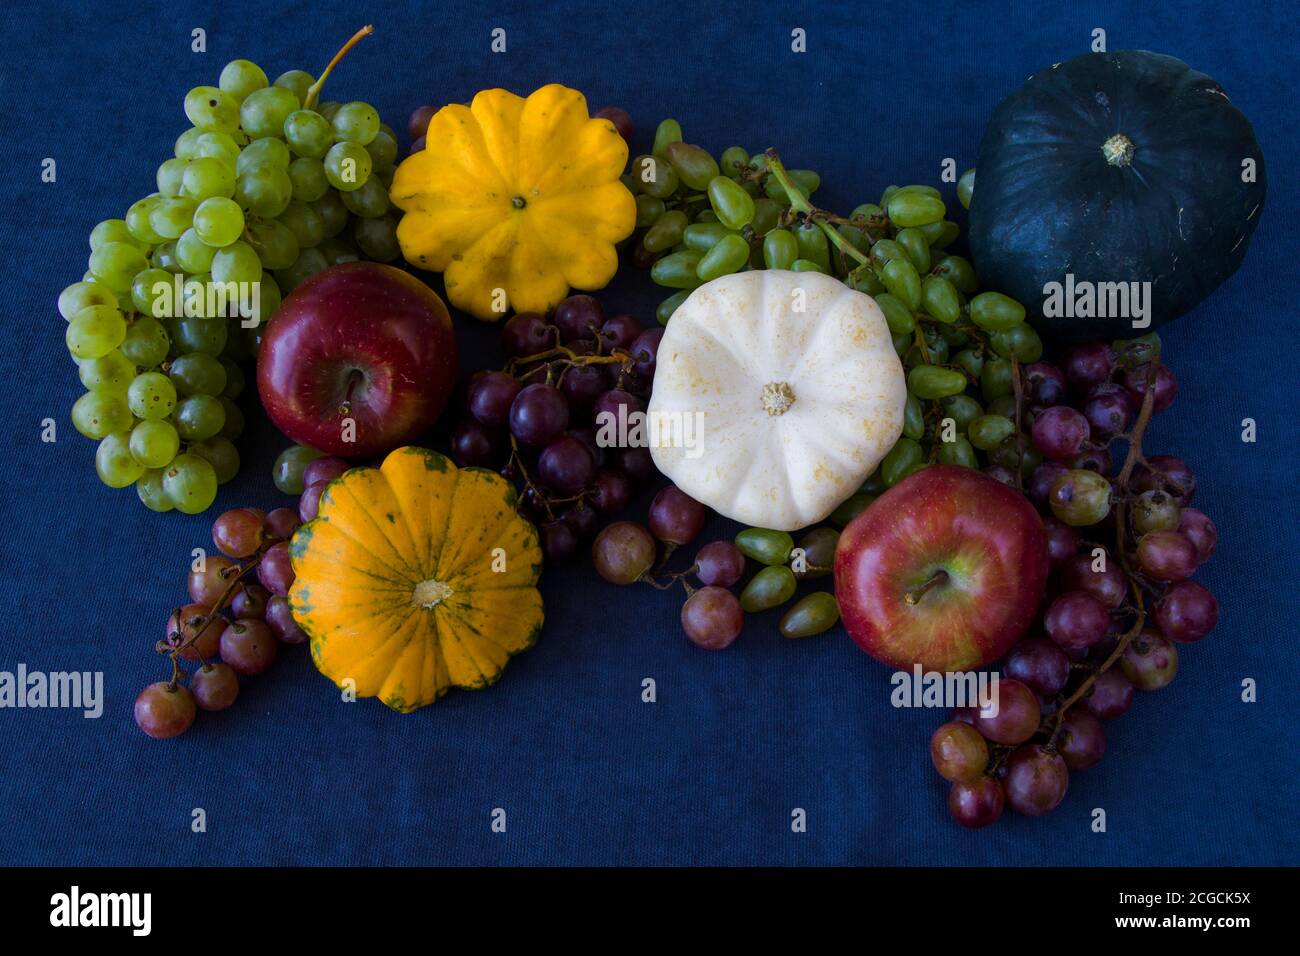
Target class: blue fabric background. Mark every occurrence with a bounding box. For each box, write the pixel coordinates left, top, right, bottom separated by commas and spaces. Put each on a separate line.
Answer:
1, 0, 1296, 866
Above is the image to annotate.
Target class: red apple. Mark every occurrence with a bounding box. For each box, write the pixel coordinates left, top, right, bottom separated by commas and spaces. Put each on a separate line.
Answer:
257, 263, 457, 457
834, 465, 1049, 672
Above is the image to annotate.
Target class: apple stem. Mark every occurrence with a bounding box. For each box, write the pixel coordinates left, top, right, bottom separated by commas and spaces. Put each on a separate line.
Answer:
303, 24, 375, 110
904, 570, 949, 606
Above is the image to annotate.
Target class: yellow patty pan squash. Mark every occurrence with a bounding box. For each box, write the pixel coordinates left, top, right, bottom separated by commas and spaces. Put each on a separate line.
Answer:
390, 83, 636, 321
288, 446, 543, 712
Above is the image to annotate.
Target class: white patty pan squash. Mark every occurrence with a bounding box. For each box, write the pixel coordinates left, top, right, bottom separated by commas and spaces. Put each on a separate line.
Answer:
648, 270, 906, 532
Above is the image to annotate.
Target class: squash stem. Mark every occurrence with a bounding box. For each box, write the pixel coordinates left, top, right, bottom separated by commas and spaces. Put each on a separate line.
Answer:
304, 25, 375, 110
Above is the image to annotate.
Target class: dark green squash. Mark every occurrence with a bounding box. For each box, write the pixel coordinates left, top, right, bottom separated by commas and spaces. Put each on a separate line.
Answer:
968, 50, 1266, 342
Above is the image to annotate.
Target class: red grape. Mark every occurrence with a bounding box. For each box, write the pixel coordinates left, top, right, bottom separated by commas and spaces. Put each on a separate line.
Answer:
167, 604, 224, 662
1003, 637, 1071, 696
1043, 518, 1080, 567
680, 586, 744, 650
553, 294, 604, 342
930, 721, 989, 782
134, 682, 197, 739
1057, 709, 1106, 770
1044, 590, 1111, 653
409, 135, 425, 154
619, 446, 655, 481
594, 105, 633, 143
264, 507, 301, 540
219, 619, 277, 676
1134, 454, 1195, 505
1082, 383, 1134, 441
1154, 580, 1218, 643
1004, 744, 1069, 816
1121, 629, 1179, 690
509, 383, 569, 446
975, 678, 1040, 745
469, 371, 523, 427
563, 503, 599, 538
406, 104, 436, 141
589, 468, 633, 514
1177, 508, 1217, 563
450, 418, 507, 468
299, 479, 328, 522
212, 508, 266, 558
501, 311, 558, 357
694, 541, 745, 588
560, 363, 607, 406
1027, 461, 1069, 509
539, 520, 578, 562
1060, 552, 1126, 607
648, 486, 706, 545
598, 313, 643, 351
1069, 445, 1111, 475
593, 388, 645, 427
592, 521, 656, 585
1031, 405, 1090, 461
188, 555, 238, 606
1061, 341, 1114, 393
265, 595, 307, 644
230, 583, 269, 620
1123, 362, 1178, 413
257, 542, 295, 597
191, 662, 240, 711
1024, 361, 1067, 406
538, 435, 595, 496
1081, 667, 1134, 720
948, 776, 1005, 828
1136, 530, 1198, 582
629, 328, 663, 380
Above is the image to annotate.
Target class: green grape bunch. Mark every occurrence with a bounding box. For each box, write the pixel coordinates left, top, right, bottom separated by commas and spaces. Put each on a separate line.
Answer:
60, 26, 403, 515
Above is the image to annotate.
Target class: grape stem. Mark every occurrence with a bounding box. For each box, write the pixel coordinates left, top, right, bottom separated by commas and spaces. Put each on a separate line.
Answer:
1046, 357, 1161, 746
161, 552, 264, 688
303, 25, 375, 110
764, 151, 872, 271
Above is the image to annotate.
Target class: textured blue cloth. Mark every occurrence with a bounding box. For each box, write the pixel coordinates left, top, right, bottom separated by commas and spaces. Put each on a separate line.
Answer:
1, 0, 1296, 866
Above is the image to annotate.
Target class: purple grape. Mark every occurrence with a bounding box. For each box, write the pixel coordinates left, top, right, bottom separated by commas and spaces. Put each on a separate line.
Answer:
1177, 508, 1217, 562
1154, 581, 1218, 643
1061, 341, 1114, 393
619, 446, 655, 482
1004, 744, 1069, 816
1043, 518, 1080, 567
299, 479, 327, 522
1069, 445, 1111, 475
593, 388, 645, 429
501, 312, 558, 357
694, 540, 745, 588
597, 313, 643, 351
1123, 362, 1178, 413
257, 542, 295, 597
1003, 638, 1070, 696
1031, 405, 1090, 461
984, 463, 1017, 487
230, 583, 270, 621
219, 619, 277, 675
509, 383, 570, 446
648, 486, 706, 545
563, 504, 599, 538
681, 586, 744, 650
1136, 530, 1198, 582
1044, 590, 1111, 653
450, 419, 506, 467
974, 679, 1040, 745
553, 294, 603, 342
1082, 383, 1133, 441
1081, 668, 1133, 720
1024, 361, 1067, 406
567, 427, 607, 469
302, 456, 349, 489
1060, 551, 1127, 607
948, 777, 1005, 828
540, 520, 578, 562
560, 364, 607, 406
1135, 454, 1195, 505
588, 468, 632, 514
538, 435, 595, 496
265, 595, 307, 644
1028, 462, 1069, 509
469, 371, 523, 427
1057, 710, 1105, 770
629, 328, 663, 380
190, 662, 239, 711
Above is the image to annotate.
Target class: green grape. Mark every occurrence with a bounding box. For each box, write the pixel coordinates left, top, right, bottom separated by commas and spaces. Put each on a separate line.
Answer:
174, 127, 206, 159
218, 59, 268, 101
790, 258, 825, 273
665, 143, 719, 191
120, 316, 169, 366
182, 156, 236, 200
90, 219, 144, 252
874, 293, 915, 335
886, 191, 945, 227
642, 211, 689, 254
682, 222, 734, 252
59, 280, 118, 320
288, 157, 329, 202
245, 220, 300, 270
764, 168, 820, 204
991, 324, 1043, 362
871, 238, 909, 266
828, 493, 874, 527
126, 194, 166, 245
192, 132, 241, 167
168, 352, 227, 396
323, 141, 372, 191
136, 468, 173, 512
66, 305, 126, 359
340, 177, 389, 218
311, 193, 348, 238
71, 391, 132, 439
937, 436, 978, 469
317, 100, 343, 121
275, 247, 328, 292
707, 176, 755, 230
235, 165, 293, 218
131, 267, 174, 317
696, 234, 750, 282
78, 350, 135, 393
221, 362, 245, 399
921, 275, 961, 324
364, 129, 398, 170
921, 220, 960, 249
211, 241, 262, 284
719, 146, 749, 180
174, 394, 225, 441
175, 228, 217, 273
895, 227, 931, 272
837, 224, 870, 256
656, 290, 689, 325
126, 371, 177, 420
240, 85, 299, 139
902, 393, 925, 441
190, 436, 240, 483
969, 292, 1026, 331
969, 414, 1016, 451
148, 196, 196, 239
96, 431, 146, 488
881, 257, 922, 311
981, 357, 1015, 401
650, 250, 704, 289
318, 236, 359, 265
881, 438, 925, 486
739, 566, 798, 613
847, 270, 885, 295
277, 201, 325, 248
352, 216, 399, 262
284, 109, 334, 158
942, 394, 983, 432
150, 239, 183, 274
128, 419, 179, 468
218, 397, 245, 439
934, 254, 979, 294
750, 197, 781, 236
236, 137, 291, 174
634, 193, 664, 228
175, 313, 229, 352
957, 169, 976, 209
162, 453, 218, 514
987, 395, 1018, 419
272, 443, 324, 494
88, 241, 149, 293
907, 365, 967, 400
192, 197, 245, 247
153, 158, 189, 198
273, 70, 315, 103
954, 348, 984, 380
632, 155, 678, 199
794, 222, 830, 272
184, 86, 240, 133
651, 118, 682, 157
247, 275, 282, 328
